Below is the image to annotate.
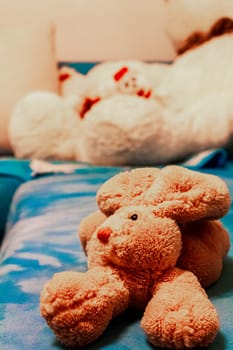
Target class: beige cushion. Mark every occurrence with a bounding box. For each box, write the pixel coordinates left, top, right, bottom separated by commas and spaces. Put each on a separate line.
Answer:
163, 0, 233, 51
0, 22, 59, 153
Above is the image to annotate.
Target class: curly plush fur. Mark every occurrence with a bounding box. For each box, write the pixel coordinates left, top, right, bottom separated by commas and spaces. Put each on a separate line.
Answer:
40, 166, 230, 348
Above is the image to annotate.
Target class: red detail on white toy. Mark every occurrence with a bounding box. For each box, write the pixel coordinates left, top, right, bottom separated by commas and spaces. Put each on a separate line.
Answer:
97, 227, 112, 243
59, 72, 71, 82
137, 89, 152, 98
113, 67, 129, 81
80, 97, 101, 118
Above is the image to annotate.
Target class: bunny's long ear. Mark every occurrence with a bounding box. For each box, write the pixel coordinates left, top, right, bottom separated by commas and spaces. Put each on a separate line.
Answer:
97, 167, 160, 216
146, 166, 231, 223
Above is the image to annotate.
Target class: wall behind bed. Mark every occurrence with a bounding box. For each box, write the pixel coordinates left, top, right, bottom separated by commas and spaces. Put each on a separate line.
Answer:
0, 0, 175, 62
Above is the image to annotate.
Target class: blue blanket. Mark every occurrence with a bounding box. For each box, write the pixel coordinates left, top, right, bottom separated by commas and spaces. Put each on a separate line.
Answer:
0, 159, 232, 349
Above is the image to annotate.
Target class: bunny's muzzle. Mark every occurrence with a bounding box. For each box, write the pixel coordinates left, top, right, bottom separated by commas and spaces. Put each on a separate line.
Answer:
97, 227, 112, 243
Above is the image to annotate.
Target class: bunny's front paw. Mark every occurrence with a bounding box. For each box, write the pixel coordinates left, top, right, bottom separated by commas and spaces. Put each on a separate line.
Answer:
40, 268, 128, 347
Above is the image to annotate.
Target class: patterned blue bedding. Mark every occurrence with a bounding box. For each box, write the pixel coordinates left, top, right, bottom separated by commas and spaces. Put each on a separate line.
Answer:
0, 161, 233, 350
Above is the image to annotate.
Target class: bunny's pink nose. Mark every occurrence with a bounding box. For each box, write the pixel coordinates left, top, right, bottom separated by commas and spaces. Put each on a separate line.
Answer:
97, 227, 112, 243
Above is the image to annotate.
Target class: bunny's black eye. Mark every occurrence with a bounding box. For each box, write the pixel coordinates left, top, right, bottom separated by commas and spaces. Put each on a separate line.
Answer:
130, 214, 138, 221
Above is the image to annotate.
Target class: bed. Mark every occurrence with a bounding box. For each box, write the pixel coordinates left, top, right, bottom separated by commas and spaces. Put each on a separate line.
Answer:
0, 151, 232, 350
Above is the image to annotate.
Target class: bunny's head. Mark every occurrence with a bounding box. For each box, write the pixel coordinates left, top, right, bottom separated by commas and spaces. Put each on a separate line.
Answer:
84, 166, 230, 276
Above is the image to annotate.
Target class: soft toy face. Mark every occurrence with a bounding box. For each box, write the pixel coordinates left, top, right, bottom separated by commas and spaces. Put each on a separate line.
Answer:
87, 205, 182, 272
113, 66, 152, 98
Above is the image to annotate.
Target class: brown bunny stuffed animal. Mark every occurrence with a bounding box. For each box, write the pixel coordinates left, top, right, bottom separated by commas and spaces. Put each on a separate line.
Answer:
40, 166, 230, 348
80, 166, 230, 288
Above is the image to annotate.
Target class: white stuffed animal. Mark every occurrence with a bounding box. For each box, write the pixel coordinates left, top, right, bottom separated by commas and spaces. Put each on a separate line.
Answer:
9, 2, 233, 165
9, 60, 170, 164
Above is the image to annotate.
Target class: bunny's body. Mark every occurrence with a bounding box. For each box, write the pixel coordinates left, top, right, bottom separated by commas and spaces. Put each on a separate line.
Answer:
40, 166, 230, 348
